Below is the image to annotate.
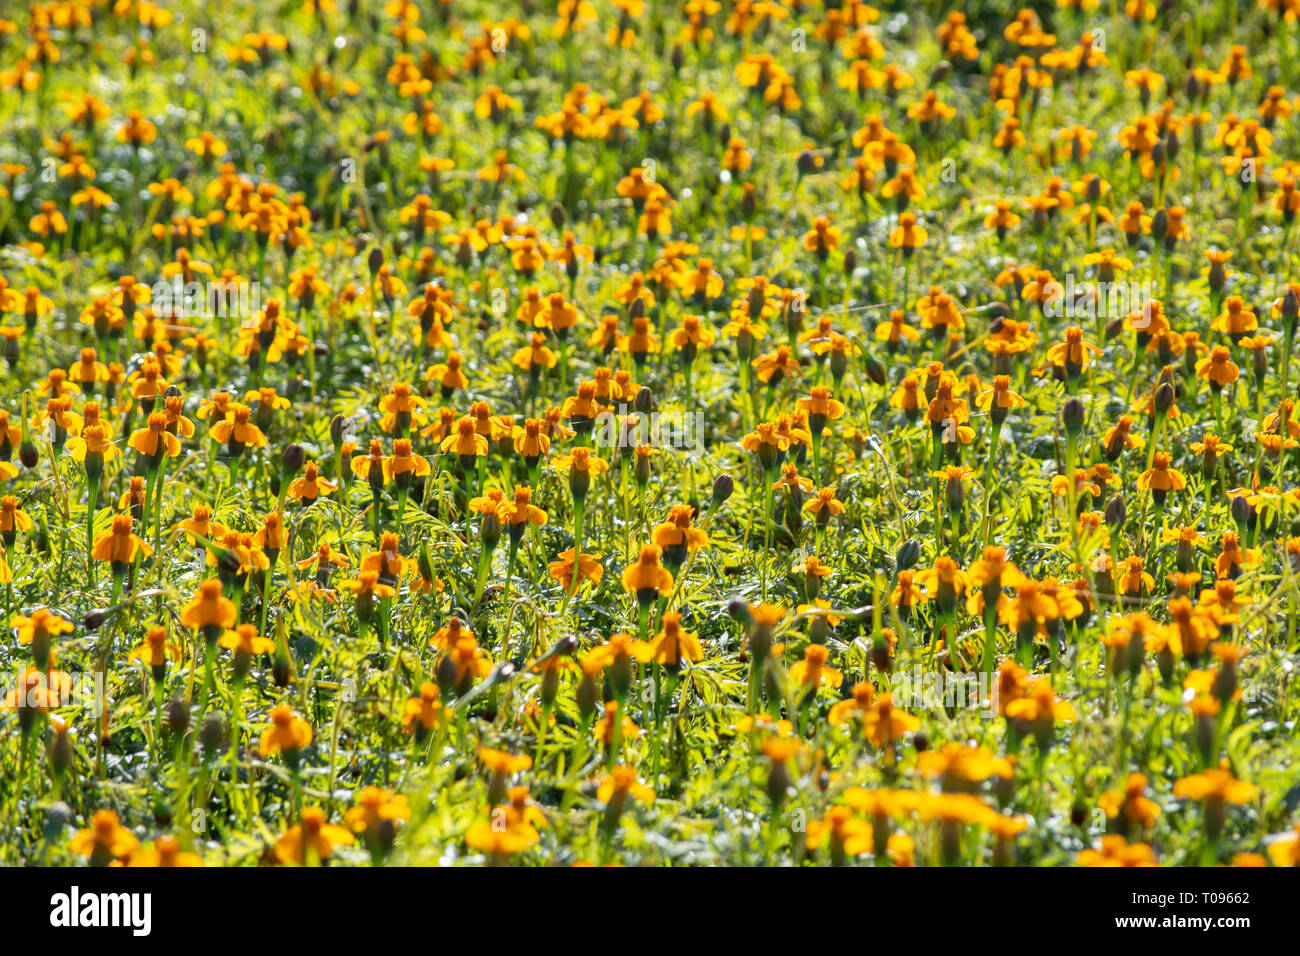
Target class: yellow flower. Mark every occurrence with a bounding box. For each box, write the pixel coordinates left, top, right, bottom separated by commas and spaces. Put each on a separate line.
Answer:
69, 810, 139, 865
275, 807, 354, 865
259, 705, 313, 757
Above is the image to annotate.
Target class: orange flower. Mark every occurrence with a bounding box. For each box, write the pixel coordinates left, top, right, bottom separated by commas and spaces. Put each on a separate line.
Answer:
621, 544, 673, 599
91, 514, 152, 566
259, 705, 313, 757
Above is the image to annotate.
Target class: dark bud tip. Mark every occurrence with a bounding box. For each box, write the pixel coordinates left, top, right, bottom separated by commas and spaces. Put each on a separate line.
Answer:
1104, 494, 1126, 529
895, 538, 921, 572
281, 443, 305, 474
711, 473, 735, 508
1062, 397, 1085, 434
1154, 382, 1176, 415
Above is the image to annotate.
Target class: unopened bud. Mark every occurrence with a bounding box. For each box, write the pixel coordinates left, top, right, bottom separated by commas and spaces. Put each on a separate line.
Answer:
1154, 382, 1175, 415
281, 443, 305, 475
711, 473, 734, 508
1104, 494, 1126, 529
895, 538, 921, 572
1062, 398, 1085, 435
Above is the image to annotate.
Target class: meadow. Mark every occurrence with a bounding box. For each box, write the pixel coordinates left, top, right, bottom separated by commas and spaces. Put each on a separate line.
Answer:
0, 0, 1299, 869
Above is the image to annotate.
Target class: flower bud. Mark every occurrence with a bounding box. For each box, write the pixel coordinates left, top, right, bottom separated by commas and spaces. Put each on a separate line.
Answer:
1104, 494, 1126, 529
1150, 208, 1167, 241
861, 352, 886, 386
1153, 382, 1175, 415
1230, 494, 1253, 540
1062, 397, 1085, 436
895, 538, 921, 572
48, 719, 73, 776
200, 713, 227, 757
711, 473, 734, 509
281, 443, 305, 476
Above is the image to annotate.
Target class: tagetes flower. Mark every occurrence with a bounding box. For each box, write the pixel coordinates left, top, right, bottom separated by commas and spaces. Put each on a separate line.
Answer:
129, 626, 183, 671
1196, 346, 1239, 387
503, 485, 548, 528
10, 608, 74, 646
752, 345, 802, 384
597, 765, 655, 807
403, 683, 450, 734
876, 309, 920, 348
440, 417, 490, 458
92, 514, 152, 566
1043, 326, 1102, 375
209, 403, 267, 449
828, 683, 876, 727
804, 487, 845, 520
652, 504, 709, 558
649, 612, 702, 667
70, 810, 139, 866
218, 623, 275, 658
1137, 452, 1187, 498
1174, 766, 1258, 809
287, 461, 337, 503
342, 788, 411, 842
1004, 678, 1075, 742
802, 217, 842, 259
888, 212, 927, 251
594, 701, 641, 746
465, 813, 539, 859
622, 544, 673, 599
381, 439, 431, 482
513, 331, 558, 371
548, 548, 603, 590
1211, 296, 1258, 337
275, 807, 354, 865
1099, 774, 1162, 833
181, 579, 237, 630
1267, 826, 1300, 867
552, 447, 610, 478
860, 693, 921, 751
916, 287, 964, 333
804, 806, 874, 860
1077, 835, 1159, 867
259, 705, 313, 757
126, 835, 204, 868
914, 556, 967, 608
128, 412, 182, 459
338, 569, 397, 607
788, 643, 842, 692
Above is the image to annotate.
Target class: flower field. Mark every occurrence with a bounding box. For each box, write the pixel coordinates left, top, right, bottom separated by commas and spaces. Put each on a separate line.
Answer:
1, 0, 1299, 871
